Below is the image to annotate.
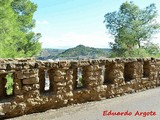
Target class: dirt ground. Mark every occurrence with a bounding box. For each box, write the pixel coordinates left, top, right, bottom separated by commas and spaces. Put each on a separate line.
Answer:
7, 87, 160, 120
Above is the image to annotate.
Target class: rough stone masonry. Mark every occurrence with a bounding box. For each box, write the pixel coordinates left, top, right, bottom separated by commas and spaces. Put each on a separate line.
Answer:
0, 58, 160, 118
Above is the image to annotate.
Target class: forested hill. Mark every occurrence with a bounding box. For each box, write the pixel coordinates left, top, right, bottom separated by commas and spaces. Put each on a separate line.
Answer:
38, 45, 110, 60
58, 45, 109, 58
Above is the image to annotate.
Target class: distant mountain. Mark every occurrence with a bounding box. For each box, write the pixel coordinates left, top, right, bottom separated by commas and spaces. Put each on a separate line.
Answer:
56, 45, 110, 59
37, 48, 65, 60
37, 45, 111, 60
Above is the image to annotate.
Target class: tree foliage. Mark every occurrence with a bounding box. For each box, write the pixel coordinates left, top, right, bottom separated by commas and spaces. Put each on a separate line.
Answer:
104, 1, 160, 57
0, 0, 41, 58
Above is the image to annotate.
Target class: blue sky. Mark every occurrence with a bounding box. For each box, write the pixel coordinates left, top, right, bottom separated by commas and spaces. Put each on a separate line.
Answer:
31, 0, 160, 49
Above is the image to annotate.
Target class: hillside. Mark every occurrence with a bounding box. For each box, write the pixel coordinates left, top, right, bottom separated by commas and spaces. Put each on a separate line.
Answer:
56, 45, 110, 59
37, 45, 110, 60
37, 48, 65, 60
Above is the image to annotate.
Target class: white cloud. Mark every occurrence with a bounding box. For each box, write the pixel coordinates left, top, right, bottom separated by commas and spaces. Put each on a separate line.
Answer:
39, 32, 114, 49
36, 20, 49, 25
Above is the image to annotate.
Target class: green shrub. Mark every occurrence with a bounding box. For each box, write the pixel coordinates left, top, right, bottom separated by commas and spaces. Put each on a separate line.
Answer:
77, 76, 83, 88
5, 73, 14, 95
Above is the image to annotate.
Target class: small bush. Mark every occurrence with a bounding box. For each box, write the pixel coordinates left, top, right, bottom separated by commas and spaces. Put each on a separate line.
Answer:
5, 73, 14, 95
77, 76, 83, 88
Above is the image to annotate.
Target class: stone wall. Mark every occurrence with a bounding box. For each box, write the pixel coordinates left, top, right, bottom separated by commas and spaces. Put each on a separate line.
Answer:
0, 58, 160, 118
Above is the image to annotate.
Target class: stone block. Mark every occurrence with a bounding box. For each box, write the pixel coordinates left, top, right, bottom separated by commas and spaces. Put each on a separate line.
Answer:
22, 84, 40, 92
55, 70, 66, 76
16, 71, 38, 80
88, 76, 101, 81
0, 70, 6, 74
66, 70, 73, 75
14, 95, 24, 102
85, 65, 100, 71
0, 105, 3, 113
58, 61, 71, 67
16, 72, 24, 79
86, 71, 102, 76
23, 77, 39, 84
14, 87, 22, 95
65, 75, 73, 81
56, 82, 67, 87
54, 76, 65, 82
0, 64, 7, 70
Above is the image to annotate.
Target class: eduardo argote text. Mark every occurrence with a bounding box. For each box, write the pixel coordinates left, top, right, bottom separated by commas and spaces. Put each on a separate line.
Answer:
103, 110, 156, 117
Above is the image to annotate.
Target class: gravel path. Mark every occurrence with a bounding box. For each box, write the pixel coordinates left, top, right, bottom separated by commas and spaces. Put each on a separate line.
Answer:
8, 87, 160, 120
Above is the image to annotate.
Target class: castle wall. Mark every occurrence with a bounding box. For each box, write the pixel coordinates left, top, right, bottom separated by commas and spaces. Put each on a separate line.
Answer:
0, 58, 160, 118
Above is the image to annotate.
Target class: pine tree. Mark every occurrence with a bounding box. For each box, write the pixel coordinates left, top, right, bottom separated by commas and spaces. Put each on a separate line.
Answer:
0, 0, 41, 58
104, 1, 160, 57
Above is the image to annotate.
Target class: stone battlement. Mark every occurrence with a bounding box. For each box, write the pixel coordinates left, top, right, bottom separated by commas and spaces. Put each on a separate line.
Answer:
0, 58, 160, 118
